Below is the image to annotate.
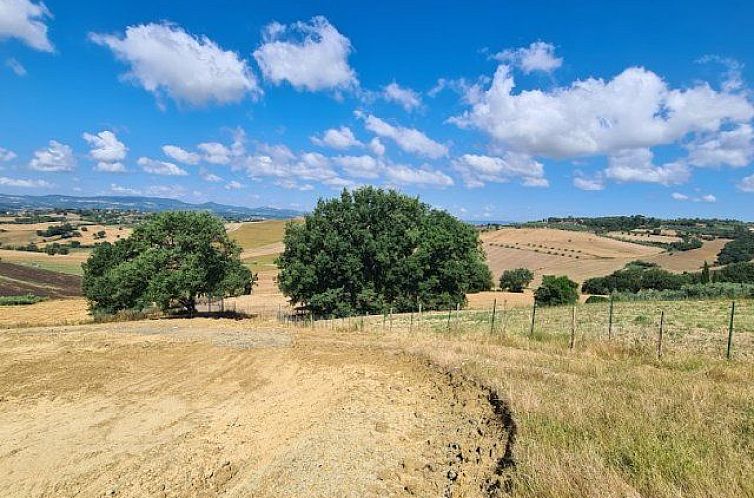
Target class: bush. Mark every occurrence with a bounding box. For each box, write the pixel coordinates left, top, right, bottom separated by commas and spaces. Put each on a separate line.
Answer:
535, 275, 579, 306
277, 187, 492, 317
585, 295, 609, 304
0, 294, 46, 305
499, 268, 534, 292
582, 261, 692, 294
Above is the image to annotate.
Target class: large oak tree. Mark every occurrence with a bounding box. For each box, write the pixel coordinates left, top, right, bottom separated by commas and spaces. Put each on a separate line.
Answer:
277, 187, 492, 316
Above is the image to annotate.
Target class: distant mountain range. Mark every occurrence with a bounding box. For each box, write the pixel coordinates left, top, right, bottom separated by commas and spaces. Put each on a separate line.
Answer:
0, 194, 303, 220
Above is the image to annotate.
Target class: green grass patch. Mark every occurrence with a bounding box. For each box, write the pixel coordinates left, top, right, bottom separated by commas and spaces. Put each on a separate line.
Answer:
0, 294, 46, 305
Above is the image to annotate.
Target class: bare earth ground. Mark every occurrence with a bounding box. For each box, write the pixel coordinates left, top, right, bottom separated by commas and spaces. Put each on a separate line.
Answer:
0, 319, 513, 498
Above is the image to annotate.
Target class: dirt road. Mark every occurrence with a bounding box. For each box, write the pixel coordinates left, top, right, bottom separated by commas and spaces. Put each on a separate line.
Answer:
0, 319, 513, 497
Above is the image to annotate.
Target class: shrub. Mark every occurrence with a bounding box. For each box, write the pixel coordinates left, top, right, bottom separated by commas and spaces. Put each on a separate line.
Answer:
0, 294, 46, 305
499, 268, 534, 293
535, 275, 579, 306
585, 295, 609, 304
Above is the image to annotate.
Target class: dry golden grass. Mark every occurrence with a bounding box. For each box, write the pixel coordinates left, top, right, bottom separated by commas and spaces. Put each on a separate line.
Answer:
229, 220, 292, 251
0, 298, 91, 328
339, 298, 754, 497
482, 228, 662, 286
481, 227, 730, 285
646, 238, 729, 272
606, 230, 682, 244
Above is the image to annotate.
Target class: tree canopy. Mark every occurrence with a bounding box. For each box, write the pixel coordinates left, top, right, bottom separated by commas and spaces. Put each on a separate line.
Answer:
82, 211, 253, 314
277, 187, 492, 316
499, 268, 534, 293
535, 275, 579, 306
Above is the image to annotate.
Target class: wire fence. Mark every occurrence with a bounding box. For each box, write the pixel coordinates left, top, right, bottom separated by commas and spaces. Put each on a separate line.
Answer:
198, 295, 753, 361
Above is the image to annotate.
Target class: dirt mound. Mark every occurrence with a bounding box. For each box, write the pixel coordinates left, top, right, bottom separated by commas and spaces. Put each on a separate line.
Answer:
0, 261, 81, 297
0, 322, 515, 497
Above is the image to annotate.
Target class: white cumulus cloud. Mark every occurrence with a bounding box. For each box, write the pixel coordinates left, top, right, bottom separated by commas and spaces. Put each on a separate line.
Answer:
360, 113, 448, 159
572, 171, 606, 191
29, 140, 75, 171
452, 65, 754, 159
6, 57, 26, 75
0, 0, 53, 52
199, 167, 223, 183
91, 22, 259, 107
383, 82, 422, 111
738, 174, 754, 192
311, 126, 362, 149
253, 16, 357, 92
494, 41, 562, 74
687, 124, 754, 168
0, 146, 16, 161
453, 153, 548, 188
385, 164, 453, 188
162, 144, 200, 165
83, 130, 127, 172
333, 155, 382, 179
138, 156, 188, 176
0, 175, 51, 188
604, 148, 690, 186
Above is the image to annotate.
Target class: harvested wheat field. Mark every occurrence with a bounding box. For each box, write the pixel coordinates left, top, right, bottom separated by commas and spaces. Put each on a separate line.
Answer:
481, 228, 662, 285
646, 238, 729, 272
0, 320, 514, 498
0, 298, 90, 328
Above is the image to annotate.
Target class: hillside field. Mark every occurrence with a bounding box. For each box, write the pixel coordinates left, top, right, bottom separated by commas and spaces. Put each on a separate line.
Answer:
482, 227, 726, 285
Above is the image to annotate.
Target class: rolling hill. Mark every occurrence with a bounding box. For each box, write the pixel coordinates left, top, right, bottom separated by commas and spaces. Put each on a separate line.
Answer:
0, 194, 302, 220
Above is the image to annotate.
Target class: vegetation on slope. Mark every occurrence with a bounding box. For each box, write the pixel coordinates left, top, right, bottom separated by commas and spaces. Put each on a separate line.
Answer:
717, 232, 754, 265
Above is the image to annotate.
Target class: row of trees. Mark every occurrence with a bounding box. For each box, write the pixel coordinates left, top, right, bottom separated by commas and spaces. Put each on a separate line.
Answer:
81, 188, 591, 316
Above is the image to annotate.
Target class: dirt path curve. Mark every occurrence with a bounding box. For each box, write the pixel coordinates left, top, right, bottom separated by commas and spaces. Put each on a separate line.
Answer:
0, 320, 513, 497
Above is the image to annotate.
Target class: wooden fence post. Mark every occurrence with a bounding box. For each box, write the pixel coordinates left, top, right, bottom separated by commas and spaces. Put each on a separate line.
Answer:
657, 310, 665, 360
501, 300, 508, 336
389, 307, 393, 333
608, 296, 614, 340
727, 301, 736, 360
569, 305, 576, 350
409, 312, 414, 334
529, 301, 537, 338
447, 307, 452, 332
490, 298, 497, 334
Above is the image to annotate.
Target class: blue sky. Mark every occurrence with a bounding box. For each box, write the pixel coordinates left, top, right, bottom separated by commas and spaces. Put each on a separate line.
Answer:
1, 0, 754, 221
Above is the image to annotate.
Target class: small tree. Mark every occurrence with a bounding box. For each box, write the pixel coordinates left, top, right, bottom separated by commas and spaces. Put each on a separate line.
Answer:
83, 211, 254, 314
499, 268, 534, 292
535, 275, 579, 306
701, 260, 711, 284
